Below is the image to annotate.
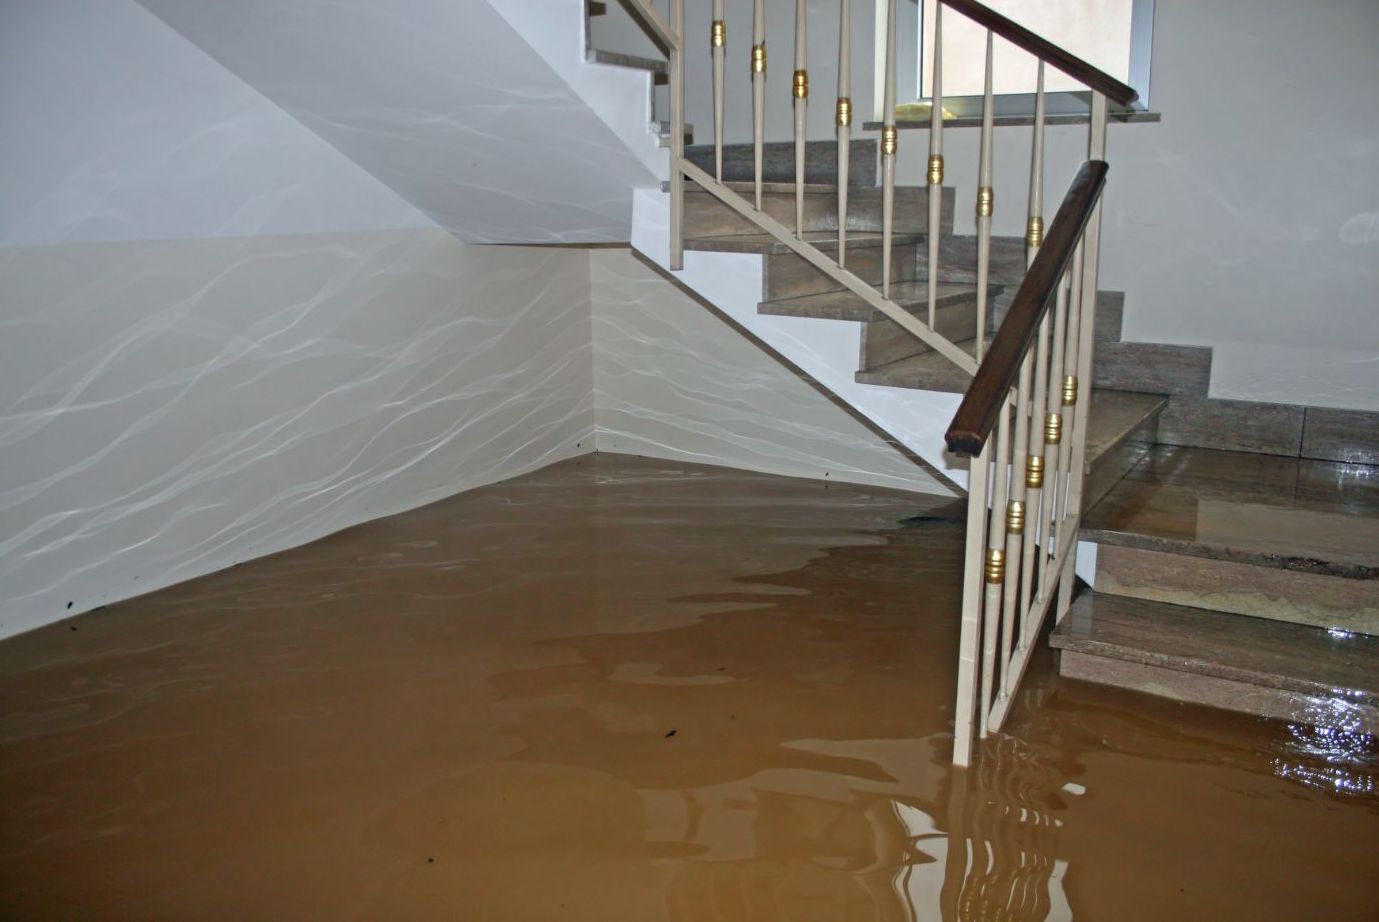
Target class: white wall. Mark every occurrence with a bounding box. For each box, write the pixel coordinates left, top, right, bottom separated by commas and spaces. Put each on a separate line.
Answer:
0, 0, 596, 639
895, 0, 1379, 411
591, 248, 948, 494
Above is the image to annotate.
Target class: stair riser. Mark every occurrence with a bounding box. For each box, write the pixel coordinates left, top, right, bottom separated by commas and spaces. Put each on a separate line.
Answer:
686, 139, 879, 187
861, 301, 980, 368
1094, 544, 1379, 635
762, 243, 919, 301
917, 235, 1027, 286
1058, 651, 1379, 734
860, 296, 1130, 394
683, 187, 948, 238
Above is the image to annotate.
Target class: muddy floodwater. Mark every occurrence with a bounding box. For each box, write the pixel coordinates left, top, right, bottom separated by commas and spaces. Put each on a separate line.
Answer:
2, 455, 1376, 920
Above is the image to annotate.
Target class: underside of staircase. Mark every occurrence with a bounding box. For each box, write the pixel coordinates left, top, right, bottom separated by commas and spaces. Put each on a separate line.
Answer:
657, 138, 1379, 736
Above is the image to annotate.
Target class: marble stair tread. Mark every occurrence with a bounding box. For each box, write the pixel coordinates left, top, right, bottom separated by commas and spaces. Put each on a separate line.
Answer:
1081, 445, 1379, 578
758, 281, 981, 323
854, 344, 976, 393
1050, 591, 1379, 708
684, 230, 924, 255
666, 180, 845, 195
1082, 390, 1167, 470
685, 140, 879, 187
589, 49, 666, 76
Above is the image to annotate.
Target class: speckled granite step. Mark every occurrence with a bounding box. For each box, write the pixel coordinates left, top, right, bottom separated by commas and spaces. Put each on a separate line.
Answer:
1082, 446, 1379, 634
679, 184, 954, 238
1051, 591, 1379, 733
759, 281, 990, 367
685, 230, 924, 256
685, 139, 879, 187
855, 326, 1203, 397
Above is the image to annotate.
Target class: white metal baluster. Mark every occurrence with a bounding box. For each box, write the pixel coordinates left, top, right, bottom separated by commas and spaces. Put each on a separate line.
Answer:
836, 0, 851, 266
669, 0, 684, 269
1039, 272, 1069, 600
1055, 92, 1108, 623
880, 0, 898, 298
974, 30, 994, 358
1018, 59, 1047, 620
711, 0, 725, 181
1055, 240, 1085, 526
980, 398, 1011, 737
953, 440, 991, 767
752, 0, 766, 210
1020, 312, 1050, 618
1026, 62, 1046, 262
793, 0, 808, 236
926, 2, 944, 328
1000, 354, 1032, 699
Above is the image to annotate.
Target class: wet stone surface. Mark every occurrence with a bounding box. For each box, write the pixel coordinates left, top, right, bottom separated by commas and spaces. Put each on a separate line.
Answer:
1, 455, 1376, 920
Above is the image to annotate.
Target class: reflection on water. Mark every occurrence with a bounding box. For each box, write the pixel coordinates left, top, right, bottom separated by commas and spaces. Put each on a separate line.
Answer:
1272, 692, 1377, 797
1, 456, 1376, 921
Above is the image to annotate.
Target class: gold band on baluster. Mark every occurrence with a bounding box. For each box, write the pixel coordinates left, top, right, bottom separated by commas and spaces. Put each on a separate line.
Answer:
976, 186, 994, 218
1006, 500, 1026, 536
1026, 216, 1044, 247
793, 69, 808, 99
1062, 375, 1079, 406
881, 125, 898, 157
711, 20, 726, 48
1045, 412, 1063, 445
927, 154, 944, 185
985, 548, 1006, 584
835, 97, 852, 127
1026, 455, 1044, 489
751, 43, 766, 74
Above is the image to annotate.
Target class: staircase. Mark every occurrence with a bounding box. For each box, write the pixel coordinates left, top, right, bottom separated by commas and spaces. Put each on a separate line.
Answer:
579, 0, 1379, 760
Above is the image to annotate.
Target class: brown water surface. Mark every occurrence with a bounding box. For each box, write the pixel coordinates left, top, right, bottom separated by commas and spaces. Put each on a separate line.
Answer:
1, 455, 1376, 920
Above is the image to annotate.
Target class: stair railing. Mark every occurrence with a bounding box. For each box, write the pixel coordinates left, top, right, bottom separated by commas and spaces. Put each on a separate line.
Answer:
623, 0, 1137, 765
945, 159, 1108, 766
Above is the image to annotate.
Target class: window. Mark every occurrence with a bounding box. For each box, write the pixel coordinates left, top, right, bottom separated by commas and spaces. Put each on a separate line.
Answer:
905, 0, 1154, 117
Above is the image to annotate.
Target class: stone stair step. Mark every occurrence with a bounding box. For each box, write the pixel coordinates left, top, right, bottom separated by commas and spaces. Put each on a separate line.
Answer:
1092, 341, 1212, 397
854, 344, 975, 393
761, 237, 923, 300
759, 281, 986, 368
1081, 390, 1166, 510
655, 121, 694, 147
590, 49, 667, 83
758, 280, 980, 324
685, 230, 924, 256
685, 139, 879, 187
679, 185, 952, 238
1051, 591, 1379, 734
854, 324, 1202, 397
1082, 445, 1379, 633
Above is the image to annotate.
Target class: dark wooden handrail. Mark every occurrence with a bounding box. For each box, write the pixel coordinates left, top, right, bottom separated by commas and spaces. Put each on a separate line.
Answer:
940, 0, 1138, 107
945, 160, 1109, 456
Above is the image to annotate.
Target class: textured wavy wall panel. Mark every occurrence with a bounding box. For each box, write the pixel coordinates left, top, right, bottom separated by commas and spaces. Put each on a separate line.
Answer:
0, 235, 594, 639
591, 249, 948, 495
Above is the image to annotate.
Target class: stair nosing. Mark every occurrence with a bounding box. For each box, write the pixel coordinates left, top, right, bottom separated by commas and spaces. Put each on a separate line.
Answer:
758, 283, 986, 324
1078, 526, 1379, 581
589, 49, 667, 75
1082, 390, 1169, 473
684, 231, 926, 256
1051, 593, 1379, 705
